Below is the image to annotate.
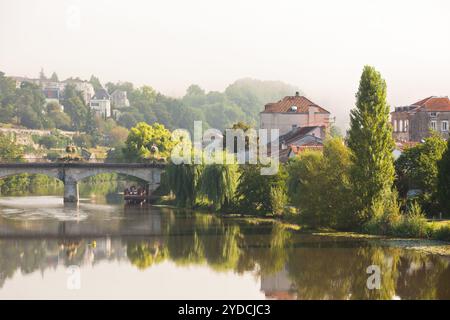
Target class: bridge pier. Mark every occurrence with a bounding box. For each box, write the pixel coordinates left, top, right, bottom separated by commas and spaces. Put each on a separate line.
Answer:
64, 180, 79, 203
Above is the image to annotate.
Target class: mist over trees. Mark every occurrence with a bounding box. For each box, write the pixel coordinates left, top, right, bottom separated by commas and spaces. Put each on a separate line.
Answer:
108, 77, 299, 133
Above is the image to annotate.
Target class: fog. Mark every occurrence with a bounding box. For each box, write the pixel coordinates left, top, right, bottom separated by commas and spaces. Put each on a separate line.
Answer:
1, 0, 450, 129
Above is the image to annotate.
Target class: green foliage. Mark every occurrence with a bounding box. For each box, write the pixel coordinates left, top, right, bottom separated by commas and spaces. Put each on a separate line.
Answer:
62, 84, 88, 130
45, 151, 61, 161
396, 133, 447, 215
36, 135, 58, 149
73, 133, 94, 148
287, 137, 353, 228
127, 241, 166, 270
437, 139, 450, 217
123, 122, 174, 160
348, 66, 395, 224
0, 134, 62, 193
363, 200, 429, 238
165, 163, 203, 208
200, 159, 239, 211
0, 133, 23, 161
89, 75, 103, 92
235, 164, 287, 215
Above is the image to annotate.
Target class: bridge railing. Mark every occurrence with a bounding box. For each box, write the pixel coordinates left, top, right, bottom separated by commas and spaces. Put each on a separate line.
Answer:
0, 158, 168, 165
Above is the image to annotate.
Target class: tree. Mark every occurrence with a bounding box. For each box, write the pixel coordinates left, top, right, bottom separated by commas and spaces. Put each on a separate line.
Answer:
63, 84, 88, 130
347, 66, 396, 224
36, 135, 59, 149
50, 72, 59, 82
122, 122, 174, 161
89, 75, 103, 91
395, 133, 447, 215
200, 158, 239, 211
287, 137, 353, 228
0, 133, 23, 161
165, 163, 203, 208
437, 139, 450, 217
107, 126, 129, 147
235, 164, 287, 215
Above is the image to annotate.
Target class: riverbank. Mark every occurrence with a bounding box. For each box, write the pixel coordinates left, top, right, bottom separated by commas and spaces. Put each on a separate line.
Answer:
154, 199, 450, 255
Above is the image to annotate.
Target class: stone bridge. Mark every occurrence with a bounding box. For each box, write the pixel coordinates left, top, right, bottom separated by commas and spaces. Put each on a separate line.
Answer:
0, 162, 166, 202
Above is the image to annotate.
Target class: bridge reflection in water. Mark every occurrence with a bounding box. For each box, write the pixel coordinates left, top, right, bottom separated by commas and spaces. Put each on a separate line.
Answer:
0, 202, 450, 299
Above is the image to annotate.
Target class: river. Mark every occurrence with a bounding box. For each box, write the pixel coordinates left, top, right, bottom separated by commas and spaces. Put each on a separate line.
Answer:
0, 182, 449, 299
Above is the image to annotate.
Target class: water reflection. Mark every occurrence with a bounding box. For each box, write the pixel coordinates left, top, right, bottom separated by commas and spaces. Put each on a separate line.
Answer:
0, 196, 449, 299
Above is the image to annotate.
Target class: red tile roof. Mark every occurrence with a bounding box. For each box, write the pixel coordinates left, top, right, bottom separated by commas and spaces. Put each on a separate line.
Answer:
262, 95, 330, 114
412, 96, 450, 112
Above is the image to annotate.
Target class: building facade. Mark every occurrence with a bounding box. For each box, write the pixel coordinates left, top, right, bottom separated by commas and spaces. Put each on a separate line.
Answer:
391, 96, 450, 142
110, 90, 130, 109
89, 89, 111, 118
260, 92, 331, 137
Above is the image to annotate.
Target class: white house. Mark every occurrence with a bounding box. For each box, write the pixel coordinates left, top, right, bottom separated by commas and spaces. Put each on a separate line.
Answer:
89, 89, 111, 118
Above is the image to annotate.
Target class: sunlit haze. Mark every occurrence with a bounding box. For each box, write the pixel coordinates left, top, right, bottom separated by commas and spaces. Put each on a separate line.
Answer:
1, 0, 450, 128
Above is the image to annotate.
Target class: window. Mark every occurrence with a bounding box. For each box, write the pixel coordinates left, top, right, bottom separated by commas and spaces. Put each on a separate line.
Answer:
393, 120, 398, 132
442, 120, 449, 132
430, 112, 437, 118
399, 120, 403, 132
404, 119, 409, 132
431, 120, 437, 131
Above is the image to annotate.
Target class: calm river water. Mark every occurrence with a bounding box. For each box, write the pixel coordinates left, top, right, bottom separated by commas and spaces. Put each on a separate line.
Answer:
0, 183, 449, 299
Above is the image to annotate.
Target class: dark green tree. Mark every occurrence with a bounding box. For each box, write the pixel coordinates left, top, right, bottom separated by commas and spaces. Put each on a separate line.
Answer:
89, 75, 103, 91
235, 164, 287, 215
63, 84, 88, 130
395, 133, 447, 215
347, 66, 396, 224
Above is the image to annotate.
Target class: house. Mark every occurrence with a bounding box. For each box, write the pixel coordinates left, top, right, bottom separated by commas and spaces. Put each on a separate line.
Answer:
10, 76, 95, 105
260, 92, 331, 137
110, 90, 130, 109
62, 79, 95, 104
89, 89, 111, 118
391, 96, 450, 142
276, 126, 325, 162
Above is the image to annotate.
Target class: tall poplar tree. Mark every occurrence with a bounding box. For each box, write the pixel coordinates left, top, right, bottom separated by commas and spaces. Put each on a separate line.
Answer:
348, 66, 395, 223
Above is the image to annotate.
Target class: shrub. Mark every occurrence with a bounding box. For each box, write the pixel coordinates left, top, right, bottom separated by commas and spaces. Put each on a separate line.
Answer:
394, 202, 430, 238
432, 226, 450, 242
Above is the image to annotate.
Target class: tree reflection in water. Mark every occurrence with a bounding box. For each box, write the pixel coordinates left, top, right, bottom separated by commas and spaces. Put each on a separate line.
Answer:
0, 206, 449, 299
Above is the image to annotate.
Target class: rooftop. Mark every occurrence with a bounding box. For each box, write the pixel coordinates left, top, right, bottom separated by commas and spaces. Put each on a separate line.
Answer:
412, 96, 450, 112
279, 126, 324, 145
262, 93, 330, 114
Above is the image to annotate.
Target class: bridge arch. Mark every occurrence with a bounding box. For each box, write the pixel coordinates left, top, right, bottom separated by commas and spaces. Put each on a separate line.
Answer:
0, 163, 165, 203
67, 167, 158, 184
0, 168, 63, 182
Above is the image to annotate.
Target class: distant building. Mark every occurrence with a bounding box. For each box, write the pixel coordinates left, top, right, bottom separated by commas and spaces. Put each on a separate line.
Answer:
110, 90, 130, 109
89, 89, 111, 118
10, 76, 95, 105
260, 92, 331, 137
62, 79, 95, 104
391, 96, 450, 142
276, 126, 325, 162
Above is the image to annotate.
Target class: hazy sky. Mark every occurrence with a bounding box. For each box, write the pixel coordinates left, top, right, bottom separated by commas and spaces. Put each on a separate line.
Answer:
1, 0, 450, 127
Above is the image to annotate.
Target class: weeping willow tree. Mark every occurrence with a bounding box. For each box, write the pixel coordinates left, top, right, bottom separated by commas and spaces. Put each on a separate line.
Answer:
200, 161, 239, 211
165, 162, 203, 208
